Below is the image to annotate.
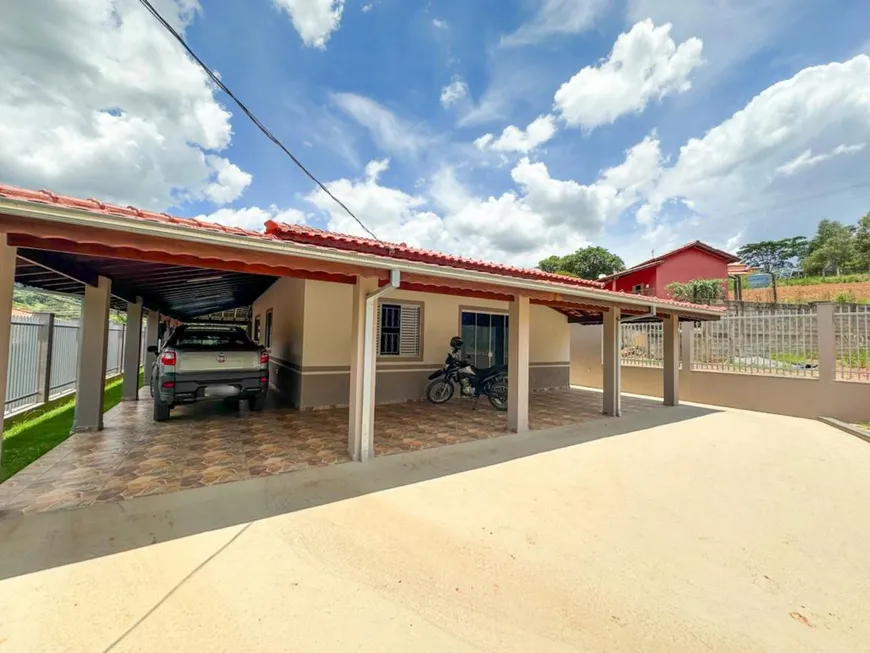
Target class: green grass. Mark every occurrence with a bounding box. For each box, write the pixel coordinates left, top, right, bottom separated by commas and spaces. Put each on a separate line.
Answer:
1, 371, 143, 483
769, 352, 817, 366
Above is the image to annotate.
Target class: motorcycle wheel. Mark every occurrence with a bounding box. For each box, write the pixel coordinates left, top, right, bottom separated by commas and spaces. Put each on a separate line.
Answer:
426, 378, 455, 404
488, 381, 508, 411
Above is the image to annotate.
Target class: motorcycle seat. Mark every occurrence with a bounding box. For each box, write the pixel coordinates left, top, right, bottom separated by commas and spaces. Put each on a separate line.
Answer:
471, 364, 507, 379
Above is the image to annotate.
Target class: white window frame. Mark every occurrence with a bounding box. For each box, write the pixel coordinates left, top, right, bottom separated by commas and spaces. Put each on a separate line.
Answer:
377, 301, 422, 359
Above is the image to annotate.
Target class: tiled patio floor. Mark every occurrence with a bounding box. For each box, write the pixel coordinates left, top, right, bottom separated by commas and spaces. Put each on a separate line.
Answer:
0, 388, 657, 515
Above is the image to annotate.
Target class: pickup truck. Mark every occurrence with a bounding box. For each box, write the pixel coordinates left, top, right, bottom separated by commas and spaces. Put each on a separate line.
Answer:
148, 325, 269, 421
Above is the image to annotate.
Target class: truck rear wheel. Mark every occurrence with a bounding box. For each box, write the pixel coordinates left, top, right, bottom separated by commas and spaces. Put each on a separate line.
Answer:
153, 393, 170, 422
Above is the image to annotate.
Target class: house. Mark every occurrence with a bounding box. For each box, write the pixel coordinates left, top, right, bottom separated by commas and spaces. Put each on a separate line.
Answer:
599, 241, 740, 299
0, 183, 722, 465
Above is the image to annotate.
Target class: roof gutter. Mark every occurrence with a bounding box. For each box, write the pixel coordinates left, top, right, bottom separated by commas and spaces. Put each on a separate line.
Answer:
0, 198, 723, 319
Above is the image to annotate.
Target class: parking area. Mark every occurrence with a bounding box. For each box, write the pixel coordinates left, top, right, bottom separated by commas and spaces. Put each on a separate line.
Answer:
0, 388, 659, 514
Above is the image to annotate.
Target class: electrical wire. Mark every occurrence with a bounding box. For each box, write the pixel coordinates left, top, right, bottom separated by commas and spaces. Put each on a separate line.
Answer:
135, 0, 380, 241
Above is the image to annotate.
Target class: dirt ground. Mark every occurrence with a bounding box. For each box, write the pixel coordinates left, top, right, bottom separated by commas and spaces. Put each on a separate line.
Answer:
1, 405, 869, 652
739, 281, 870, 303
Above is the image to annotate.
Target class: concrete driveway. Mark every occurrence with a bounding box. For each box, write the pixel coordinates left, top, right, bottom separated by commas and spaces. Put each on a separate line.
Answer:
1, 402, 868, 652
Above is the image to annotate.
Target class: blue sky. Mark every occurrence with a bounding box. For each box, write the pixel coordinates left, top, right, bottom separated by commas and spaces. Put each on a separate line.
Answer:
3, 0, 870, 267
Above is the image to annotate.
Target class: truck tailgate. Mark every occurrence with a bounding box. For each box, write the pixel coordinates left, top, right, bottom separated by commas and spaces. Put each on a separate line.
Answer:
174, 349, 260, 373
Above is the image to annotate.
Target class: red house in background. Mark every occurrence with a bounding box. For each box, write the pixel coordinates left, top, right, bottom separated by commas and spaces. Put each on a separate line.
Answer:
600, 241, 740, 299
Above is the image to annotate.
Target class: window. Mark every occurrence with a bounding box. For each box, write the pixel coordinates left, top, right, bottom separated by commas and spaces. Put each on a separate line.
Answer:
632, 284, 644, 294
264, 309, 273, 348
170, 331, 252, 349
253, 315, 262, 343
461, 310, 508, 369
378, 302, 421, 357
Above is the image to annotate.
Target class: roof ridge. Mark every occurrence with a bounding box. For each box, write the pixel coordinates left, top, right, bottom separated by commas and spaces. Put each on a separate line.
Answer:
264, 220, 607, 290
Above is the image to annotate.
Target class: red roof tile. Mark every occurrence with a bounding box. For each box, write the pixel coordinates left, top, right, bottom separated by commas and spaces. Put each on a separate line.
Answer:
0, 183, 722, 313
0, 184, 277, 241
264, 221, 607, 290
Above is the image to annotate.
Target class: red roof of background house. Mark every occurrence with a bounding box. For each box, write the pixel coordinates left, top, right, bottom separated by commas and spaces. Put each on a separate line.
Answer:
600, 240, 741, 282
727, 262, 757, 276
264, 222, 606, 289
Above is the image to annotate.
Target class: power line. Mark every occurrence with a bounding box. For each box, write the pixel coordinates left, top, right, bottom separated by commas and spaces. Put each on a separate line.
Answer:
135, 0, 380, 241
714, 179, 870, 222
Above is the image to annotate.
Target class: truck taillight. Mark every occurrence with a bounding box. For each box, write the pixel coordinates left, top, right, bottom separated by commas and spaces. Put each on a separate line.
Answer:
260, 351, 269, 365
161, 350, 177, 366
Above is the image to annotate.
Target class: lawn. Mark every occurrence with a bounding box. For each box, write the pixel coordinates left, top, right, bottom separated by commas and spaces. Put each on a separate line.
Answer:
1, 372, 143, 483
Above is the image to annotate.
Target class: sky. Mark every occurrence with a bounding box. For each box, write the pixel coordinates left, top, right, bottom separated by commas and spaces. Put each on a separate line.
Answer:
2, 0, 870, 268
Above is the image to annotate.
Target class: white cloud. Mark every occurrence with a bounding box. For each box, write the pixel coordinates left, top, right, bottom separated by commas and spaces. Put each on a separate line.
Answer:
501, 0, 608, 47
202, 156, 253, 204
332, 92, 428, 156
195, 206, 307, 232
0, 0, 250, 211
361, 3, 373, 12
432, 18, 448, 29
303, 136, 659, 264
637, 56, 870, 243
440, 77, 469, 108
625, 0, 804, 83
474, 115, 557, 153
554, 19, 704, 130
774, 143, 865, 177
273, 0, 344, 49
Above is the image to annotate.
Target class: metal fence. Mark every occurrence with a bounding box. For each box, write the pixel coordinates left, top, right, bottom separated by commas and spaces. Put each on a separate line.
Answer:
692, 310, 819, 377
835, 305, 870, 381
5, 314, 140, 416
620, 323, 664, 367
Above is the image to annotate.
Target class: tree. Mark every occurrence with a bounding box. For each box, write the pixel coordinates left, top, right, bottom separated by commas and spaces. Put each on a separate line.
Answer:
666, 279, 726, 304
736, 237, 806, 302
802, 220, 855, 275
537, 246, 625, 280
852, 212, 870, 271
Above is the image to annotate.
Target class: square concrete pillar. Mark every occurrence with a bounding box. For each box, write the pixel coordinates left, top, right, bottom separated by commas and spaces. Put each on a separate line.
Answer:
144, 309, 160, 377
348, 276, 379, 462
0, 235, 17, 467
663, 314, 680, 406
122, 298, 144, 401
508, 295, 530, 433
680, 321, 694, 371
817, 303, 836, 382
602, 308, 621, 416
73, 276, 112, 432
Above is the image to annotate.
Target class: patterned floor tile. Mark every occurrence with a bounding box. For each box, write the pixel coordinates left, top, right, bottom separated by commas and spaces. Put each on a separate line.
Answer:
0, 387, 660, 515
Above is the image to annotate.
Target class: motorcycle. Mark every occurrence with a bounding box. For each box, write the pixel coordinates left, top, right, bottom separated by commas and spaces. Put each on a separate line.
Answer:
425, 336, 509, 411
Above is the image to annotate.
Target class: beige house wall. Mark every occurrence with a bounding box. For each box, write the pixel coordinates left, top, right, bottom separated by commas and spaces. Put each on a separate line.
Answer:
254, 278, 571, 409
571, 323, 870, 423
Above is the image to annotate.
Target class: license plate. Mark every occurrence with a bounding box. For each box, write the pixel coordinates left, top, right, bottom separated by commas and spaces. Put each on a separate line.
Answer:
204, 385, 239, 398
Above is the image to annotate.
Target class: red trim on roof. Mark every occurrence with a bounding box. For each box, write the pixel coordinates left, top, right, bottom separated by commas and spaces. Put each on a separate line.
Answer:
601, 240, 740, 282
264, 221, 606, 290
0, 184, 278, 241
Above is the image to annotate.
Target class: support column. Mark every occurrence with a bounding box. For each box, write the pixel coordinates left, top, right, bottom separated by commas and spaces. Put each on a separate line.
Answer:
144, 309, 160, 377
348, 276, 379, 461
0, 235, 18, 468
35, 312, 55, 404
508, 295, 530, 432
680, 320, 694, 372
73, 276, 111, 432
817, 303, 836, 382
663, 314, 680, 406
122, 297, 144, 401
602, 307, 621, 416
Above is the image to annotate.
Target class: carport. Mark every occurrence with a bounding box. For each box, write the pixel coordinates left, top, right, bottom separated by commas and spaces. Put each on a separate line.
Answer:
0, 185, 722, 510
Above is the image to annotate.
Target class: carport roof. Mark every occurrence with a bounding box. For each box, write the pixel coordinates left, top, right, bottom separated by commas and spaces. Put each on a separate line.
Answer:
0, 184, 725, 321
